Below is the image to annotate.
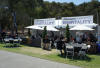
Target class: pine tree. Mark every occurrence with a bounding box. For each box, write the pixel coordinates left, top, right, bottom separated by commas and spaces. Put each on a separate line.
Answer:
42, 26, 47, 38
65, 24, 70, 42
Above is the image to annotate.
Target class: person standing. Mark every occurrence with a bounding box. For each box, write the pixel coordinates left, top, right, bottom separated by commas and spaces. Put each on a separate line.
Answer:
1, 31, 6, 42
56, 37, 64, 56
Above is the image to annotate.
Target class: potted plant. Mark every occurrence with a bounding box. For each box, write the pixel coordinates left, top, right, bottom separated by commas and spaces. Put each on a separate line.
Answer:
41, 26, 47, 49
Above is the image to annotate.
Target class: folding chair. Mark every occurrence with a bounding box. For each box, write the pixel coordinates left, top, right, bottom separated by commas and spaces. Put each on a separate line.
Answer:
4, 38, 10, 47
13, 39, 20, 47
78, 45, 87, 59
66, 45, 74, 59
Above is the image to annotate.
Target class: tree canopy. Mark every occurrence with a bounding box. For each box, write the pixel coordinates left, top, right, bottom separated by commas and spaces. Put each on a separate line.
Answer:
0, 0, 100, 31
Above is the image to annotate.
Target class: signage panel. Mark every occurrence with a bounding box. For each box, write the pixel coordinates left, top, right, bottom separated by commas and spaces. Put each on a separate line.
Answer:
62, 15, 93, 25
34, 18, 55, 26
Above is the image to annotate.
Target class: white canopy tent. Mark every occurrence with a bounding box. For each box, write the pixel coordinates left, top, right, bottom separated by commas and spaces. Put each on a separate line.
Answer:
25, 25, 43, 30
40, 26, 59, 31
25, 25, 59, 31
82, 23, 98, 28
70, 25, 94, 31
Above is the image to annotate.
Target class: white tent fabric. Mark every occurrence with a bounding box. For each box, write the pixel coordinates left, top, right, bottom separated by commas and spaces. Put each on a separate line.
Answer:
83, 23, 98, 28
41, 26, 59, 31
25, 25, 43, 30
25, 25, 59, 31
70, 25, 94, 30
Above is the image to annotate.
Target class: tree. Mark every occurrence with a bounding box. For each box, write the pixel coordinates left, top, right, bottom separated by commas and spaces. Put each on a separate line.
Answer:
65, 24, 70, 42
0, 0, 100, 31
0, 6, 10, 32
8, 0, 20, 34
91, 0, 98, 2
42, 26, 47, 39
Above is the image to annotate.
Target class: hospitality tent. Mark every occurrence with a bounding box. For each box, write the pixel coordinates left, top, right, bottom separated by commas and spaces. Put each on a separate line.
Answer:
70, 25, 94, 31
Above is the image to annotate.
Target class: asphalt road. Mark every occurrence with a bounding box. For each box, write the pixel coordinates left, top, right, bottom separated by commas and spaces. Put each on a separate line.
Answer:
0, 50, 82, 68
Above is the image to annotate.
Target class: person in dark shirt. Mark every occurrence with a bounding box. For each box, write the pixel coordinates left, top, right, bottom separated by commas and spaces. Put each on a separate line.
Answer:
1, 31, 6, 41
43, 35, 50, 43
57, 37, 64, 56
89, 33, 97, 43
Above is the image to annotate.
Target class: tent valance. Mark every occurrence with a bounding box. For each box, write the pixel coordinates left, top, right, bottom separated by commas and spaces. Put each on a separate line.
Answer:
70, 25, 94, 31
25, 25, 59, 31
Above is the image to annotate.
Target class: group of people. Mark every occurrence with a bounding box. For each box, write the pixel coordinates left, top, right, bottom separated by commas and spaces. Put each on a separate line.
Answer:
41, 31, 97, 55
71, 32, 97, 44
0, 31, 19, 42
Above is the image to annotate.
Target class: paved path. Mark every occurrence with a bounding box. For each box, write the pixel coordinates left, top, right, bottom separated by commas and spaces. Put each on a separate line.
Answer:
0, 50, 81, 68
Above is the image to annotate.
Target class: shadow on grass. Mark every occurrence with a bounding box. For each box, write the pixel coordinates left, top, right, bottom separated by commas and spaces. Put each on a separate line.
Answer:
21, 43, 41, 48
57, 54, 66, 58
88, 53, 100, 56
57, 53, 93, 62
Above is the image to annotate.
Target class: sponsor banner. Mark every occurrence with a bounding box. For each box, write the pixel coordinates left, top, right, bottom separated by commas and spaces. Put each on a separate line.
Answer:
62, 15, 93, 25
98, 26, 100, 42
34, 18, 55, 26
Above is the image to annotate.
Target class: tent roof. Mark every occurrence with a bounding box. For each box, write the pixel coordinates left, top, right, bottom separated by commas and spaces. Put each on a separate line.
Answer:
25, 25, 59, 31
41, 26, 59, 31
25, 25, 43, 30
70, 25, 94, 30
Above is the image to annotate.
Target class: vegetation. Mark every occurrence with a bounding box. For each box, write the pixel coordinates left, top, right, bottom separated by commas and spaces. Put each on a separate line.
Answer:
0, 1, 100, 68
65, 24, 70, 42
42, 26, 47, 38
0, 43, 100, 68
0, 0, 100, 32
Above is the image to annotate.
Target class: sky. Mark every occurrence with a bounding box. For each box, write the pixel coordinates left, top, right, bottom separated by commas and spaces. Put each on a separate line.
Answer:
44, 0, 100, 5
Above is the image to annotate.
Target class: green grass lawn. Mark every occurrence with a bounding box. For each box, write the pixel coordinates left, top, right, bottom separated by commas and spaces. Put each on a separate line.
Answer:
0, 43, 100, 68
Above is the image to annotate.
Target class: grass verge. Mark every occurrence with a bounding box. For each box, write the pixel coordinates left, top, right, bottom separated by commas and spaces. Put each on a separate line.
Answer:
0, 43, 100, 68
